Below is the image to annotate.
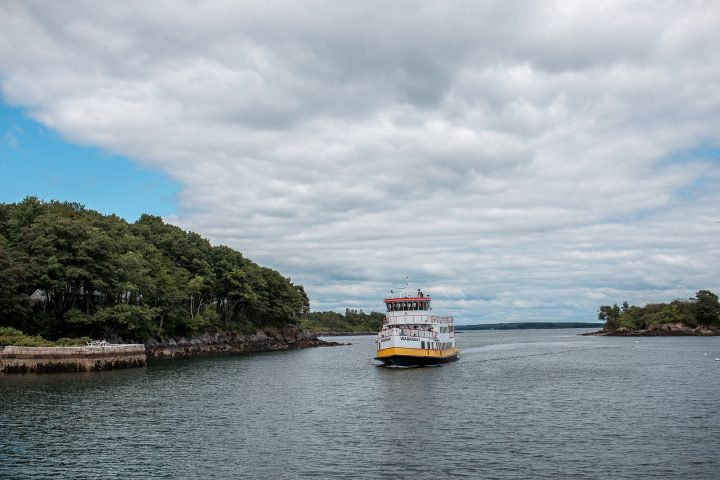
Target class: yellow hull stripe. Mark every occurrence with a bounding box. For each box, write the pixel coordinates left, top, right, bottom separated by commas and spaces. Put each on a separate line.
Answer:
375, 347, 459, 359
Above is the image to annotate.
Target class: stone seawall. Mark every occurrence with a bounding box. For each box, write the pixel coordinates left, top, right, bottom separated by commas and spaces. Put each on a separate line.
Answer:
0, 344, 146, 374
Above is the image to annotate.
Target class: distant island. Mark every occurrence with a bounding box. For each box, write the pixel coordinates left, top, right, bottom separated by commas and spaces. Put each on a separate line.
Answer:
458, 322, 603, 331
301, 316, 605, 334
592, 290, 720, 336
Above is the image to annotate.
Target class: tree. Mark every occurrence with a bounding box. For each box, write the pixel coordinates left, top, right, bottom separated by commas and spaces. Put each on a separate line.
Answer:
598, 304, 621, 330
695, 290, 720, 326
0, 237, 31, 328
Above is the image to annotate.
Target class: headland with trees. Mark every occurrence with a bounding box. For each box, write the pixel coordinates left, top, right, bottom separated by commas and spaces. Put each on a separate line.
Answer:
595, 290, 720, 336
0, 197, 324, 353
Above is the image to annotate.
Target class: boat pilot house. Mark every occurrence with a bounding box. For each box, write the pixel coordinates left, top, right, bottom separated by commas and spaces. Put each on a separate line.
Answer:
385, 299, 431, 311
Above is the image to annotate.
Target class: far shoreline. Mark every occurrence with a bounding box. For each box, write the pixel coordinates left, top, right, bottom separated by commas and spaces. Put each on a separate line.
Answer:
314, 323, 606, 336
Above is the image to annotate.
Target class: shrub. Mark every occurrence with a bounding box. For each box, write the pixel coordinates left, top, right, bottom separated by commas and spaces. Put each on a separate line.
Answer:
54, 336, 92, 346
0, 326, 53, 346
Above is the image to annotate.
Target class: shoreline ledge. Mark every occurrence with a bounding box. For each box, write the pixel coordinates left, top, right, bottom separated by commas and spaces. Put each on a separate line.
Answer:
145, 326, 340, 360
583, 323, 720, 337
1, 327, 340, 373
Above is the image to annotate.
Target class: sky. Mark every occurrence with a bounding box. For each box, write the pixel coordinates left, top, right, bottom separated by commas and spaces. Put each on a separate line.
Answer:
1, 102, 178, 220
0, 1, 718, 323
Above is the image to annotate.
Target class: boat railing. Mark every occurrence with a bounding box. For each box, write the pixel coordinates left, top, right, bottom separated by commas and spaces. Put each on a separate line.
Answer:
431, 316, 454, 324
383, 314, 436, 324
378, 329, 436, 340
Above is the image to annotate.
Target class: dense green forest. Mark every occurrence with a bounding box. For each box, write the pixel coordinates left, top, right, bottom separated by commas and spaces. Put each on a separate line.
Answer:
300, 309, 384, 333
598, 290, 720, 330
0, 197, 309, 341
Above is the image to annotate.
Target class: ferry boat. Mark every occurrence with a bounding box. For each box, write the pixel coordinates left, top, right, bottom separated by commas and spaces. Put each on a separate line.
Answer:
374, 289, 459, 366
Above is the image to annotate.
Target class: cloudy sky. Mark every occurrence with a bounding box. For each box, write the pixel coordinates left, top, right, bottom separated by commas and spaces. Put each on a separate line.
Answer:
1, 1, 719, 323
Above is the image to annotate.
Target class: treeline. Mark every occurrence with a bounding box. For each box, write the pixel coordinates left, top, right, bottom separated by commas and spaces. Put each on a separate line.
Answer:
0, 197, 309, 341
598, 290, 720, 330
300, 309, 384, 333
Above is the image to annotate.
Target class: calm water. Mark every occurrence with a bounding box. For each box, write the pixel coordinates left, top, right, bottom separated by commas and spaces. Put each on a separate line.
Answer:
2, 329, 719, 479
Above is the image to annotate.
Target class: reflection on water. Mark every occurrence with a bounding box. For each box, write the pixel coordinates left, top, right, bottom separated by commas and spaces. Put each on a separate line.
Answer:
2, 329, 719, 479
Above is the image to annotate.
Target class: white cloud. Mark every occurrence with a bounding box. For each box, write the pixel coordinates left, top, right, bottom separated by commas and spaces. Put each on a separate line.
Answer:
1, 0, 719, 323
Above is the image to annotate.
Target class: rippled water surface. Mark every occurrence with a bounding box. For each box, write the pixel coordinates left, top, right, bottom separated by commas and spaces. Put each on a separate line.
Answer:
2, 329, 720, 479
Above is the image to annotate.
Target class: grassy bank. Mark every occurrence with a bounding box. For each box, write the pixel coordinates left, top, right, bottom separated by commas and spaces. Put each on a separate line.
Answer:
0, 327, 90, 347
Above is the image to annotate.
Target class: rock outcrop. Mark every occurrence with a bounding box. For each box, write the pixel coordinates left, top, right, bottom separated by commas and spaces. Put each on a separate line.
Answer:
144, 326, 339, 359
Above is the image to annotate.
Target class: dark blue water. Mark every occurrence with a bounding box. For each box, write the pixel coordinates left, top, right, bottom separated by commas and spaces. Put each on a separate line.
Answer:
2, 329, 719, 479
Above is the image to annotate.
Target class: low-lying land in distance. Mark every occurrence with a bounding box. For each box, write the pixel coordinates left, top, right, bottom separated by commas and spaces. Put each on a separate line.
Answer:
458, 322, 603, 331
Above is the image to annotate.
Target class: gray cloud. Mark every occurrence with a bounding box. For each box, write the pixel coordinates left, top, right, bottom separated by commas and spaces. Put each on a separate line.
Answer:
1, 0, 719, 322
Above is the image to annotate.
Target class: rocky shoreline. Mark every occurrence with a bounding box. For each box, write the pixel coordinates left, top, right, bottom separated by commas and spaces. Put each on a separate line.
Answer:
1, 328, 340, 373
584, 323, 720, 337
144, 326, 340, 359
